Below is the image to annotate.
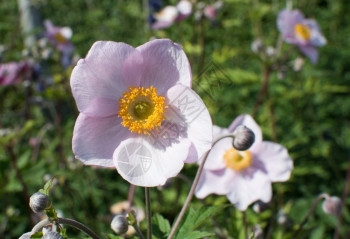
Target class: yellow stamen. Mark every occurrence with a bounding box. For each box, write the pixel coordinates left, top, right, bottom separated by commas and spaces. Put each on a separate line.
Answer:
118, 86, 166, 135
223, 148, 252, 171
55, 33, 67, 44
294, 23, 311, 41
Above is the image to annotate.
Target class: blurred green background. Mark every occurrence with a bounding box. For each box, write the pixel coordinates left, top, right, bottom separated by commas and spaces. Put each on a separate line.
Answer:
1, 0, 350, 238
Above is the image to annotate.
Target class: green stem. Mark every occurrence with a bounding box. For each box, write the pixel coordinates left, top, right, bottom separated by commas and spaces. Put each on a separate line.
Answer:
333, 161, 350, 239
31, 217, 101, 239
292, 194, 327, 238
167, 135, 236, 239
145, 187, 152, 239
133, 223, 146, 239
242, 211, 248, 239
252, 65, 271, 118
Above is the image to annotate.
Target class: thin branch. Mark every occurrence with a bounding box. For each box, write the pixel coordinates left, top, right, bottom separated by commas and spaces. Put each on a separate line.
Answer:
167, 135, 235, 239
145, 187, 152, 239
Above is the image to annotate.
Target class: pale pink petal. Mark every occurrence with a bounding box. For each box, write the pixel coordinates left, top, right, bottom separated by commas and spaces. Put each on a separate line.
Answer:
227, 169, 272, 211
202, 138, 230, 170
195, 168, 234, 198
298, 45, 319, 64
137, 39, 192, 94
228, 114, 262, 151
113, 137, 191, 186
213, 125, 230, 139
277, 9, 304, 43
304, 19, 326, 47
70, 41, 142, 115
122, 50, 145, 86
166, 84, 212, 161
184, 144, 198, 163
252, 142, 293, 182
83, 97, 118, 117
72, 113, 131, 167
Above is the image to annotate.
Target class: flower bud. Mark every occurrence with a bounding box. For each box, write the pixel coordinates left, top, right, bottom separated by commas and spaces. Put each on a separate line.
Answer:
232, 125, 255, 151
322, 196, 342, 216
42, 231, 63, 239
29, 192, 49, 213
111, 215, 129, 234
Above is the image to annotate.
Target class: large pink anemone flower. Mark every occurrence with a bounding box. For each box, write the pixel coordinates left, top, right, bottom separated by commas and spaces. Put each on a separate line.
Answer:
70, 39, 212, 187
195, 114, 293, 211
277, 9, 326, 64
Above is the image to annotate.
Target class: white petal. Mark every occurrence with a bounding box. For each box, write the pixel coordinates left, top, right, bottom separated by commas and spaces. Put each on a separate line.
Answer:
252, 142, 293, 182
137, 39, 192, 94
70, 41, 141, 115
113, 137, 191, 186
227, 169, 272, 211
166, 84, 212, 161
195, 168, 234, 198
73, 113, 130, 167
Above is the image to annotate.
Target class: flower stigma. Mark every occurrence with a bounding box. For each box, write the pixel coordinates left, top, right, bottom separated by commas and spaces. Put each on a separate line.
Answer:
223, 147, 252, 171
118, 86, 166, 134
294, 23, 311, 41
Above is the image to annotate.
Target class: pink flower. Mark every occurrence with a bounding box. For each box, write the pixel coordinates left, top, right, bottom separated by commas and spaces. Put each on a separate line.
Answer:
44, 20, 74, 66
203, 1, 223, 21
151, 0, 192, 30
277, 9, 326, 64
195, 114, 293, 211
71, 39, 212, 187
0, 61, 31, 86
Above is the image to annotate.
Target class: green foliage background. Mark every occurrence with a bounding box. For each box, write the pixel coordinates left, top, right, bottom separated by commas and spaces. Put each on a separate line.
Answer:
1, 0, 350, 238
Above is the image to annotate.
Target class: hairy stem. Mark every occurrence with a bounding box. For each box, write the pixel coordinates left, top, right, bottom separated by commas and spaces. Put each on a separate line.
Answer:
31, 217, 101, 239
253, 66, 271, 118
333, 161, 350, 239
167, 135, 235, 239
145, 187, 152, 239
292, 194, 327, 238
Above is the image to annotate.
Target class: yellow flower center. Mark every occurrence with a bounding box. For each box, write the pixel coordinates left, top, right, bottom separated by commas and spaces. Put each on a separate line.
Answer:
294, 23, 311, 41
223, 147, 252, 171
118, 86, 166, 135
55, 32, 67, 44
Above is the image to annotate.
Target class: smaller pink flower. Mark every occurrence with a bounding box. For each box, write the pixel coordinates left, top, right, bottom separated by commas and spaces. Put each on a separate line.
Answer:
203, 1, 223, 21
195, 114, 293, 211
44, 20, 74, 66
277, 9, 326, 64
0, 61, 31, 86
151, 0, 192, 30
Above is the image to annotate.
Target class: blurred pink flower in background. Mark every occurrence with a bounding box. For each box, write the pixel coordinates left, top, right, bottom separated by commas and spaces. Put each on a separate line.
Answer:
151, 0, 192, 30
44, 20, 74, 66
277, 9, 326, 64
71, 39, 212, 186
0, 61, 32, 86
195, 114, 293, 211
203, 1, 223, 21
195, 1, 223, 22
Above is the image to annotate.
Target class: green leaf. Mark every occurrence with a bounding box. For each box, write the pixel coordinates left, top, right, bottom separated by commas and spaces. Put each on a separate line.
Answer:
180, 231, 214, 239
30, 231, 43, 238
152, 213, 171, 238
40, 177, 56, 196
174, 205, 228, 239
